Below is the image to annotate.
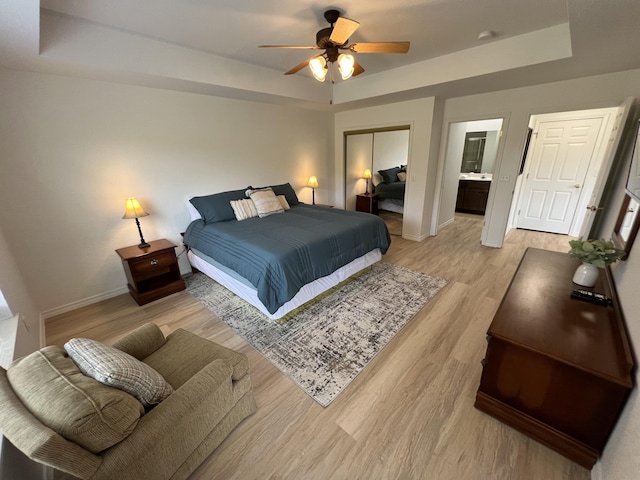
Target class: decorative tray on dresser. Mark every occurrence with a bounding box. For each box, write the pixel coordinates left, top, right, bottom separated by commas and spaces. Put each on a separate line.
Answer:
475, 247, 634, 469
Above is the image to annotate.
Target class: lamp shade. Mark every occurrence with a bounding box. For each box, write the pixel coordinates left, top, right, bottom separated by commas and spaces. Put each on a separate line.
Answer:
122, 198, 149, 219
338, 54, 355, 80
309, 56, 327, 82
362, 169, 372, 180
307, 176, 319, 189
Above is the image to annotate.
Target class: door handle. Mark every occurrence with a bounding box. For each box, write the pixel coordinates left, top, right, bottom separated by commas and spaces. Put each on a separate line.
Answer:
574, 184, 581, 188
586, 205, 603, 212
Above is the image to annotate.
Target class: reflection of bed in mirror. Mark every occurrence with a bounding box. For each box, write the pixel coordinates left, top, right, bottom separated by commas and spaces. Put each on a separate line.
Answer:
375, 165, 406, 214
345, 129, 410, 214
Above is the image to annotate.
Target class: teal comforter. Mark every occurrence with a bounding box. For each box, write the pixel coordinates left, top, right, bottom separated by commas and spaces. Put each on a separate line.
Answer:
184, 204, 391, 314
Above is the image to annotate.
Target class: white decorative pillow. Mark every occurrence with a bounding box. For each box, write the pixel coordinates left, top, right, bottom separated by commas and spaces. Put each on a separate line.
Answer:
230, 198, 259, 221
64, 338, 174, 409
397, 171, 407, 182
246, 187, 284, 218
277, 195, 291, 211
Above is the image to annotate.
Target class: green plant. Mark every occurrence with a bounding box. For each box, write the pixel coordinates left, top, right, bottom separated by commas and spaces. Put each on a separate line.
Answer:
568, 238, 625, 268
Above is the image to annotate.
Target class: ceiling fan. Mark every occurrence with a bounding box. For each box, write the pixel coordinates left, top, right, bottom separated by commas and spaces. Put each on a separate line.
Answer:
259, 9, 410, 82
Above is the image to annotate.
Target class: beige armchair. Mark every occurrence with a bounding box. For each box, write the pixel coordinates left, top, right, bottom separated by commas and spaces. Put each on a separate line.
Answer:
0, 323, 256, 480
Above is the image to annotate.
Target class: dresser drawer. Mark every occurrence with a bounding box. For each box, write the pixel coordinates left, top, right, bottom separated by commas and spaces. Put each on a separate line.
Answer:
128, 250, 175, 275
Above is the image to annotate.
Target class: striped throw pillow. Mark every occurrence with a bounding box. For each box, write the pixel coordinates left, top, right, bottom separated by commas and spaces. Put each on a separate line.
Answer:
246, 187, 284, 218
65, 338, 173, 409
230, 198, 258, 221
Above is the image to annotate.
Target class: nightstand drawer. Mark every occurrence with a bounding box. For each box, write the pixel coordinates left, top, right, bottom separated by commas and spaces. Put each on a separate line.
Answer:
128, 250, 176, 276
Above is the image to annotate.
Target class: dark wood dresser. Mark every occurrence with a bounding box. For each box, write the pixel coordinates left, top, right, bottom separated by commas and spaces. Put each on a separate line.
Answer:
475, 248, 634, 469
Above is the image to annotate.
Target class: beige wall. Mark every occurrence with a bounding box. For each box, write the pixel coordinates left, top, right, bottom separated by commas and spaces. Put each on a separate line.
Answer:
1, 64, 640, 479
0, 67, 333, 318
0, 229, 40, 358
441, 69, 640, 248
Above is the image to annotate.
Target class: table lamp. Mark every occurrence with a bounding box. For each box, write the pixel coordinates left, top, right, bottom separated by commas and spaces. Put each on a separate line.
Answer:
123, 197, 150, 248
307, 176, 319, 205
362, 169, 372, 194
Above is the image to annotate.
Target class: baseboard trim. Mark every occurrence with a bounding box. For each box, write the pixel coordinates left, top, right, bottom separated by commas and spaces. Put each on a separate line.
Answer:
402, 231, 432, 242
438, 217, 455, 230
42, 286, 129, 321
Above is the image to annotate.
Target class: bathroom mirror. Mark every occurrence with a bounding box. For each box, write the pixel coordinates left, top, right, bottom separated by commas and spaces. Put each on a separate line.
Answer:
613, 121, 640, 257
626, 120, 640, 201
613, 194, 640, 257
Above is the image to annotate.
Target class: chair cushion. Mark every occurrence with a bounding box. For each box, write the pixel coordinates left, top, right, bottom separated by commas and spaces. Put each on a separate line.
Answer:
143, 329, 249, 389
7, 346, 144, 453
65, 338, 173, 409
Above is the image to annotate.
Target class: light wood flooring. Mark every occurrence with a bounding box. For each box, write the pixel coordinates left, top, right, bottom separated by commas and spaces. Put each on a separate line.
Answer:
46, 213, 590, 480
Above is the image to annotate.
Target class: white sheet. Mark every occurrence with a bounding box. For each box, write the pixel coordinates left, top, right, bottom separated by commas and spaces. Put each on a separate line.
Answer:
379, 198, 404, 214
188, 248, 382, 320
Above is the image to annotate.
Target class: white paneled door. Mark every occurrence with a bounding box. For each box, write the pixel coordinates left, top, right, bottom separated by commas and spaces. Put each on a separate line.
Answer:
516, 117, 604, 234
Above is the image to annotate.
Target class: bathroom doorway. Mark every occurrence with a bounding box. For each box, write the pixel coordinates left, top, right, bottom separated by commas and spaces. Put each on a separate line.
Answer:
437, 118, 503, 230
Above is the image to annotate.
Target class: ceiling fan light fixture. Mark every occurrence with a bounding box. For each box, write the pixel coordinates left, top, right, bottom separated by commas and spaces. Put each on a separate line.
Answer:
309, 56, 327, 82
338, 53, 355, 80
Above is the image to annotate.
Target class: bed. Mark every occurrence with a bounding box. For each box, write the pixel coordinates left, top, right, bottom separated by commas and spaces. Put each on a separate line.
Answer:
183, 183, 391, 320
375, 166, 406, 214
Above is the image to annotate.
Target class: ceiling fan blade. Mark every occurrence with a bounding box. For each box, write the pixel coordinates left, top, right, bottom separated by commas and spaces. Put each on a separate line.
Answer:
284, 56, 314, 75
330, 17, 360, 45
353, 60, 365, 77
350, 42, 410, 54
259, 45, 320, 50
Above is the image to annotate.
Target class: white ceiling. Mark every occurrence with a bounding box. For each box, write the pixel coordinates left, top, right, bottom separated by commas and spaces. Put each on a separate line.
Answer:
1, 0, 640, 110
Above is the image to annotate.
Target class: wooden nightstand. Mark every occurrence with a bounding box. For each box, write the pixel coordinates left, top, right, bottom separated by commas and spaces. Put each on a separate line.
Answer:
355, 193, 379, 215
116, 239, 186, 305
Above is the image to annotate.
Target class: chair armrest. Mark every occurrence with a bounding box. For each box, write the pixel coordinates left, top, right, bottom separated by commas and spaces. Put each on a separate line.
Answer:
112, 323, 166, 360
96, 359, 235, 480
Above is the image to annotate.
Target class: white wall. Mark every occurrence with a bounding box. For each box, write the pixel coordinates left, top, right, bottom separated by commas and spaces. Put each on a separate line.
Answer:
0, 67, 333, 317
589, 112, 640, 480
442, 68, 640, 248
0, 228, 40, 358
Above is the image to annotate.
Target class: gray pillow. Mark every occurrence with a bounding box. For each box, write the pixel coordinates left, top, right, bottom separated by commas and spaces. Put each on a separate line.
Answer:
189, 188, 249, 223
378, 167, 402, 184
65, 338, 173, 409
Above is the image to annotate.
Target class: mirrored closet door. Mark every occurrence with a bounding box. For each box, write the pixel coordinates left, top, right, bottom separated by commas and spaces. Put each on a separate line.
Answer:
344, 128, 409, 211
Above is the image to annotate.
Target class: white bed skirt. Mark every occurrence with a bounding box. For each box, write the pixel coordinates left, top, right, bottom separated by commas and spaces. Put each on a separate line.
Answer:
378, 198, 404, 214
187, 248, 382, 320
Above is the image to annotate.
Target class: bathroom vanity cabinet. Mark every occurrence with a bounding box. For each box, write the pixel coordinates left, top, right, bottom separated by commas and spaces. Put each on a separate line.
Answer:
456, 179, 490, 215
474, 248, 633, 469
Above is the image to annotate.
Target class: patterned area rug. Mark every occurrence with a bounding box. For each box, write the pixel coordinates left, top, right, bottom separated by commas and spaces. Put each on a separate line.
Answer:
186, 262, 448, 407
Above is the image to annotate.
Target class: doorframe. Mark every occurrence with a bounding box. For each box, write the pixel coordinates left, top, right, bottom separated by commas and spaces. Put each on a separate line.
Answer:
432, 112, 511, 238
510, 107, 618, 237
